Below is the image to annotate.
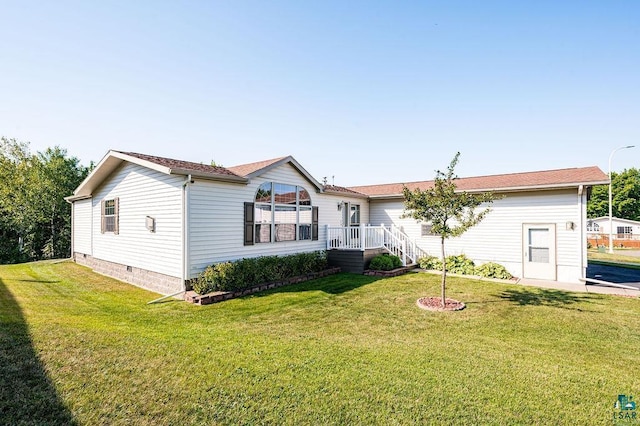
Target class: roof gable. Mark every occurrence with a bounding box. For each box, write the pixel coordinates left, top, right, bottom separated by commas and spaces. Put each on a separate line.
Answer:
227, 156, 286, 178
350, 166, 609, 198
121, 152, 241, 179
228, 156, 323, 191
67, 150, 247, 200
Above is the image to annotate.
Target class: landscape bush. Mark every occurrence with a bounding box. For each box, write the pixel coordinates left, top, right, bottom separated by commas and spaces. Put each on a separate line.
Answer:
192, 251, 328, 295
418, 255, 442, 270
417, 254, 512, 280
369, 254, 403, 271
445, 254, 476, 275
474, 262, 513, 279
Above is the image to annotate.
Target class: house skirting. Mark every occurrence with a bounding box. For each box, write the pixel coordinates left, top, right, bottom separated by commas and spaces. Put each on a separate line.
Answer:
327, 248, 387, 274
73, 253, 183, 296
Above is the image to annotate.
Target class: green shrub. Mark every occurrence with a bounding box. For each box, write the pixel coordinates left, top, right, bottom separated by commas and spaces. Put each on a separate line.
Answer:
418, 255, 442, 270
474, 262, 513, 279
418, 254, 475, 275
191, 265, 216, 295
418, 254, 512, 280
369, 254, 402, 271
192, 251, 328, 295
445, 254, 475, 275
192, 261, 238, 294
369, 255, 391, 271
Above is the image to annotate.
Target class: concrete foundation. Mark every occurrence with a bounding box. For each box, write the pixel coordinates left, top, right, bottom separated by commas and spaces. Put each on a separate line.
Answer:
73, 253, 184, 295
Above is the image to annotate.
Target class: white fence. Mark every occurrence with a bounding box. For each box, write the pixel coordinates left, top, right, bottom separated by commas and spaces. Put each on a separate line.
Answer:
326, 224, 428, 265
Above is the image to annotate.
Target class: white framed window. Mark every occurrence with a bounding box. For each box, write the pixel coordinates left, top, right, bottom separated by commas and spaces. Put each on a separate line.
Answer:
244, 182, 318, 245
299, 206, 312, 240
254, 204, 272, 243
617, 226, 632, 239
586, 221, 599, 232
101, 198, 119, 234
275, 205, 296, 242
349, 204, 360, 226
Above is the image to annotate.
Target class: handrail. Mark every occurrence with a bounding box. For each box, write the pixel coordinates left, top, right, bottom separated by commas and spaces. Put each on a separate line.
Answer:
326, 224, 428, 265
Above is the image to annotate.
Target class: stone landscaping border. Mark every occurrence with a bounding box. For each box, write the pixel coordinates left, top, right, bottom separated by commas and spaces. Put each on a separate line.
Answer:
363, 265, 417, 277
184, 267, 341, 305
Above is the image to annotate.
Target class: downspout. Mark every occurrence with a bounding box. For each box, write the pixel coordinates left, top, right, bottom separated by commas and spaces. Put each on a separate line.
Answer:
578, 185, 585, 279
182, 174, 192, 293
64, 197, 75, 261
70, 200, 74, 260
148, 174, 191, 305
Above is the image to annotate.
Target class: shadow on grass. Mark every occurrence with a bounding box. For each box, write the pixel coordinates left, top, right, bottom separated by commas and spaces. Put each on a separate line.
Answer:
0, 278, 77, 425
251, 272, 382, 297
497, 287, 597, 308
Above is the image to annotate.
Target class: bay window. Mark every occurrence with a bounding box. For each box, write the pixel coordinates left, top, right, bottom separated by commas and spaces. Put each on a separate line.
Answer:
244, 182, 318, 245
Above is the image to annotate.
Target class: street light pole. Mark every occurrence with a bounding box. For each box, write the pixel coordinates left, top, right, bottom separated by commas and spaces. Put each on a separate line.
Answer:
608, 145, 635, 253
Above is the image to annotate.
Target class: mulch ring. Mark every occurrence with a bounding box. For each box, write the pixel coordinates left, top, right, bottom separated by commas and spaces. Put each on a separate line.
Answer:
416, 297, 466, 312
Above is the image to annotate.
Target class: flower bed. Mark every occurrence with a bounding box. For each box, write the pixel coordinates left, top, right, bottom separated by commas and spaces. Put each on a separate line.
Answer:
184, 267, 341, 305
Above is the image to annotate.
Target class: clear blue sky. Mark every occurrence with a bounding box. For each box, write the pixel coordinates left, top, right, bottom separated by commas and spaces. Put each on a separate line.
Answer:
1, 1, 638, 186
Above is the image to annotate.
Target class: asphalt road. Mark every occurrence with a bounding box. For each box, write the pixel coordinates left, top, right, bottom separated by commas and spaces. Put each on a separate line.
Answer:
586, 263, 640, 289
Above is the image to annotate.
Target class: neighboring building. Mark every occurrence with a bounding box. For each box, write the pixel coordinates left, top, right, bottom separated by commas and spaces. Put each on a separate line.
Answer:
66, 150, 608, 295
587, 217, 640, 240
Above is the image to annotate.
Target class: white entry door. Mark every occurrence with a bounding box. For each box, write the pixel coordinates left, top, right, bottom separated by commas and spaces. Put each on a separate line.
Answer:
522, 224, 556, 280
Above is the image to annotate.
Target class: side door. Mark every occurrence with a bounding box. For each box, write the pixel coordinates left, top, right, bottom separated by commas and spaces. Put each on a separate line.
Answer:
522, 224, 557, 280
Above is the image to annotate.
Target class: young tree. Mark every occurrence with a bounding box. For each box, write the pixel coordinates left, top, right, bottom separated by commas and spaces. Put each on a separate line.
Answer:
402, 152, 496, 307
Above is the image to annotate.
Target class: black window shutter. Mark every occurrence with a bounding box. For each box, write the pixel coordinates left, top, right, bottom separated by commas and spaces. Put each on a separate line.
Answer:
114, 197, 120, 235
312, 206, 319, 241
244, 202, 255, 245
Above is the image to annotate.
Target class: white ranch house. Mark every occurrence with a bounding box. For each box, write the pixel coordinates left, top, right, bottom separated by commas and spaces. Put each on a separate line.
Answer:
66, 151, 608, 295
586, 217, 640, 240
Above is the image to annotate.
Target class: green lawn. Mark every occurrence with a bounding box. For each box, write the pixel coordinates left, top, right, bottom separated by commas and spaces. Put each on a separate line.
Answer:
1, 261, 639, 425
588, 249, 640, 267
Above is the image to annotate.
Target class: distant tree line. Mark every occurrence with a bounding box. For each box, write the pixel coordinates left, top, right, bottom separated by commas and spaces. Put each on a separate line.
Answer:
587, 168, 640, 221
0, 137, 91, 263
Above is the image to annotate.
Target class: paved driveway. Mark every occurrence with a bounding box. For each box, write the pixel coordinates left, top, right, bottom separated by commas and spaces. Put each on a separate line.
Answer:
615, 250, 640, 257
586, 263, 640, 290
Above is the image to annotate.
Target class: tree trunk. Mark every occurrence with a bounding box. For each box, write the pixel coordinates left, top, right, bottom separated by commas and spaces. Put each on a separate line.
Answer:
440, 236, 446, 307
50, 208, 55, 258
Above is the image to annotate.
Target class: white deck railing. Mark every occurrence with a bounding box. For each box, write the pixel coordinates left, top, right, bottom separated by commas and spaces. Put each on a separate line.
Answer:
326, 224, 428, 266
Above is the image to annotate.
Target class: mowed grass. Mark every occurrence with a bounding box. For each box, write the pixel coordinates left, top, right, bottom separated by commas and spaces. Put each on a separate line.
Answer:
1, 261, 639, 425
588, 248, 640, 266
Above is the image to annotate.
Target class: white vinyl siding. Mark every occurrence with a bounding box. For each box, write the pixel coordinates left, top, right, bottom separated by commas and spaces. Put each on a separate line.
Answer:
91, 163, 184, 278
370, 189, 583, 283
188, 162, 367, 278
73, 198, 92, 255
